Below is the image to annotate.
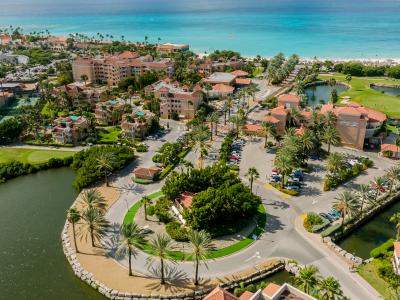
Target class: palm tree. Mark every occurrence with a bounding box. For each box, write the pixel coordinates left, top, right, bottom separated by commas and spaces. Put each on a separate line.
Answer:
226, 96, 233, 119
386, 166, 400, 195
147, 234, 174, 284
96, 152, 116, 187
299, 129, 314, 159
326, 152, 344, 175
274, 154, 294, 188
191, 125, 209, 169
288, 107, 300, 127
182, 160, 194, 175
390, 212, 400, 241
141, 196, 151, 221
67, 208, 81, 253
333, 191, 359, 229
81, 208, 110, 247
79, 189, 107, 213
345, 74, 352, 85
371, 176, 385, 203
116, 223, 145, 276
318, 276, 343, 300
323, 126, 340, 153
294, 265, 319, 294
80, 74, 89, 87
187, 230, 215, 285
207, 112, 219, 140
261, 121, 276, 148
356, 184, 369, 218
245, 167, 260, 192
324, 111, 337, 128
229, 115, 245, 139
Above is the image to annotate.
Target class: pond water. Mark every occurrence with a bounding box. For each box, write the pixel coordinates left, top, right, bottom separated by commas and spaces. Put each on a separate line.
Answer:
370, 85, 400, 96
304, 83, 349, 106
337, 199, 400, 259
0, 168, 105, 299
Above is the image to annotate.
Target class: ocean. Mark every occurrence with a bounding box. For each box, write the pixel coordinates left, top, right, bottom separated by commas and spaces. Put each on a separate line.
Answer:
1, 0, 400, 59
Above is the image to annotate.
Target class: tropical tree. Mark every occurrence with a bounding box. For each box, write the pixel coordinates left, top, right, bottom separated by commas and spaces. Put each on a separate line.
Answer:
288, 107, 300, 127
345, 74, 352, 85
324, 111, 337, 127
387, 166, 400, 195
191, 125, 209, 169
318, 276, 343, 300
261, 121, 276, 148
141, 196, 151, 221
326, 152, 344, 175
96, 152, 116, 186
371, 176, 385, 203
182, 159, 194, 175
80, 74, 88, 86
245, 167, 260, 192
81, 208, 110, 247
187, 230, 215, 285
274, 153, 294, 188
294, 265, 319, 295
116, 223, 145, 276
333, 191, 359, 229
79, 188, 107, 213
390, 212, 400, 241
67, 207, 81, 253
356, 184, 370, 218
323, 126, 340, 153
226, 96, 233, 119
229, 114, 245, 139
147, 234, 174, 284
207, 112, 220, 140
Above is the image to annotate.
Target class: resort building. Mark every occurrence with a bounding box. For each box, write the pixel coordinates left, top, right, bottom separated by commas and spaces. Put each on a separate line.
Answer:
132, 166, 161, 182
203, 283, 316, 300
231, 70, 249, 78
72, 51, 174, 86
380, 144, 400, 158
269, 106, 288, 135
242, 124, 264, 137
157, 43, 189, 55
204, 72, 237, 86
0, 91, 14, 108
277, 94, 301, 109
43, 36, 68, 51
209, 83, 235, 99
94, 99, 125, 125
145, 80, 202, 120
393, 241, 400, 275
0, 82, 39, 97
51, 116, 89, 145
55, 84, 100, 109
121, 110, 155, 139
320, 103, 387, 150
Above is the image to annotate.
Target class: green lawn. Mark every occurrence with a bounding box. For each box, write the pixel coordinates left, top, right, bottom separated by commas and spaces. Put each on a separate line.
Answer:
0, 148, 75, 164
123, 193, 267, 261
358, 259, 396, 299
319, 74, 400, 117
96, 126, 122, 143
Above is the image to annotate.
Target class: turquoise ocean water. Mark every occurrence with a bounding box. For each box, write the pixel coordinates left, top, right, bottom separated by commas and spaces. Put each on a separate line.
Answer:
1, 0, 400, 58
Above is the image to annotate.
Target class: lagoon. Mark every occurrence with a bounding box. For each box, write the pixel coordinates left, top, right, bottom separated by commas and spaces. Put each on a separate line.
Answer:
304, 83, 349, 106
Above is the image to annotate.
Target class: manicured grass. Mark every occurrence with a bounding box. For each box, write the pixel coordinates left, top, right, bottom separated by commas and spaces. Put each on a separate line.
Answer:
123, 195, 267, 261
358, 259, 395, 299
319, 74, 400, 117
252, 67, 264, 78
0, 148, 75, 164
96, 126, 122, 143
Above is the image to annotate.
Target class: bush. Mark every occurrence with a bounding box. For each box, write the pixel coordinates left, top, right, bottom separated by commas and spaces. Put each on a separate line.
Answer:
0, 118, 23, 145
377, 257, 400, 288
135, 144, 148, 152
165, 221, 188, 242
320, 223, 342, 237
270, 182, 300, 196
303, 213, 323, 232
370, 239, 395, 258
132, 177, 153, 184
146, 206, 155, 216
153, 197, 172, 223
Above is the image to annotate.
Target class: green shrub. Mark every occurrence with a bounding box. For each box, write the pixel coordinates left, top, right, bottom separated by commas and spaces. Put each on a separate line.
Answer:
153, 197, 172, 223
158, 164, 174, 180
146, 206, 155, 216
270, 182, 300, 196
132, 177, 153, 184
135, 144, 148, 152
165, 221, 188, 242
370, 239, 395, 258
303, 213, 323, 232
377, 257, 400, 288
320, 223, 342, 237
133, 100, 141, 106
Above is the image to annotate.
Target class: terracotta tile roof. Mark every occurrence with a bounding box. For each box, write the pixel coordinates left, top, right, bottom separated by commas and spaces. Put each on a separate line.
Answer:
179, 192, 195, 209
271, 106, 288, 116
394, 241, 400, 257
320, 104, 334, 114
363, 107, 387, 122
203, 287, 239, 300
264, 115, 280, 124
278, 94, 301, 103
133, 167, 161, 178
231, 70, 249, 77
118, 51, 139, 59
238, 291, 253, 300
381, 144, 400, 153
213, 84, 235, 93
300, 111, 312, 119
263, 283, 281, 298
244, 124, 264, 132
235, 78, 252, 85
336, 106, 362, 116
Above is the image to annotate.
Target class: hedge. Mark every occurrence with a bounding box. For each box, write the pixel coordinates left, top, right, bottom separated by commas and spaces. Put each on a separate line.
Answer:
320, 223, 342, 237
270, 182, 300, 196
132, 177, 153, 184
165, 221, 189, 242
370, 238, 395, 258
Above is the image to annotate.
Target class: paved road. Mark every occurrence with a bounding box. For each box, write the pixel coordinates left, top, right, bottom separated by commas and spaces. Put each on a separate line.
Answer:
103, 106, 391, 299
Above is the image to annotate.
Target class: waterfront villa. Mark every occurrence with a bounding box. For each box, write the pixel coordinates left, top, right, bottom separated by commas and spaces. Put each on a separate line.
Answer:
157, 43, 189, 55
121, 110, 155, 138
145, 80, 202, 120
320, 102, 387, 150
51, 116, 89, 145
203, 283, 316, 300
393, 241, 400, 275
277, 94, 301, 109
94, 99, 125, 125
72, 51, 174, 86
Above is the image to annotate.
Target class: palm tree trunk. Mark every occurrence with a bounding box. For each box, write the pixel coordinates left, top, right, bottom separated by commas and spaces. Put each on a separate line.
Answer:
264, 135, 268, 148
105, 170, 109, 187
72, 222, 79, 253
215, 123, 218, 136
341, 212, 345, 232
281, 174, 285, 189
194, 258, 199, 285
250, 178, 253, 192
160, 258, 165, 284
128, 248, 132, 276
327, 143, 331, 154
210, 122, 213, 141
224, 111, 227, 125
144, 203, 148, 221
90, 228, 95, 247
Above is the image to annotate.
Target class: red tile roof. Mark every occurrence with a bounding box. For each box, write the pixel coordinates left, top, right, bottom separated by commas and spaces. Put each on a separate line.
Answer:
204, 287, 239, 300
213, 84, 235, 93
263, 283, 281, 297
179, 192, 195, 209
320, 103, 386, 123
231, 70, 249, 77
271, 106, 288, 116
238, 291, 254, 300
300, 111, 312, 119
244, 124, 264, 132
133, 167, 161, 178
295, 124, 306, 136
235, 78, 252, 85
394, 241, 400, 257
278, 94, 301, 103
118, 51, 139, 59
264, 115, 280, 124
381, 144, 400, 153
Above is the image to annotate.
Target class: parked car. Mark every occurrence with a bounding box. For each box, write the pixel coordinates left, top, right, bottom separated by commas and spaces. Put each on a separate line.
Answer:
286, 185, 300, 191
